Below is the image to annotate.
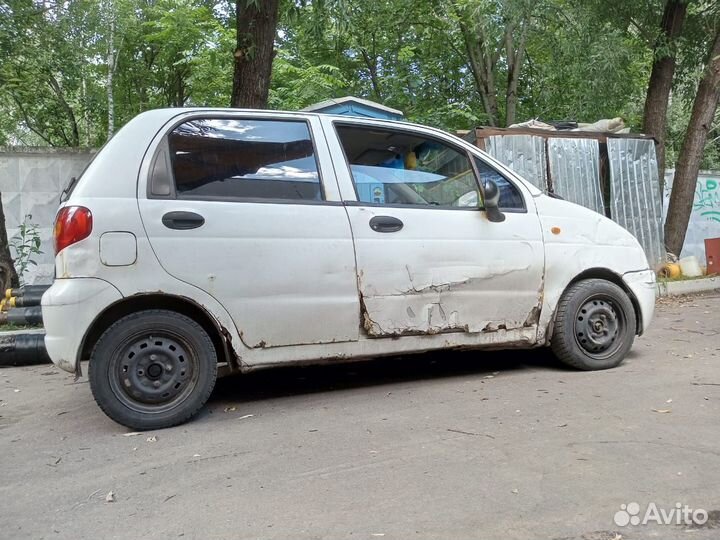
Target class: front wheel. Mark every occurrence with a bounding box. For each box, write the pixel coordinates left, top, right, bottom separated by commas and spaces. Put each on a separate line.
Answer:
551, 279, 637, 370
89, 310, 217, 430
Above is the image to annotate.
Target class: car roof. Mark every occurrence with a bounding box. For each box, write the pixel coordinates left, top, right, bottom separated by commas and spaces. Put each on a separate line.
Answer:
138, 107, 427, 130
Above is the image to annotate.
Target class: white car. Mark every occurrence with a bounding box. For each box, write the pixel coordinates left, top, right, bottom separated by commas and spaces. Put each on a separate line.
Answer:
42, 108, 656, 429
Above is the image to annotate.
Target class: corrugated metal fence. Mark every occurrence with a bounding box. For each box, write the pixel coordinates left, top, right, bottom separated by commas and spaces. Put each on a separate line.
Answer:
548, 138, 604, 215
607, 139, 664, 268
485, 135, 547, 191
479, 131, 664, 267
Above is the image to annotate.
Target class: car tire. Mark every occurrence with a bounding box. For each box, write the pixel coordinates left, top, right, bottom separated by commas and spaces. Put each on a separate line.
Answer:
551, 279, 637, 371
88, 310, 217, 430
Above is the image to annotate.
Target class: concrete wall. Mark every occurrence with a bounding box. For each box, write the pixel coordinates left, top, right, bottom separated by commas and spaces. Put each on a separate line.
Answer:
0, 147, 96, 284
664, 170, 720, 267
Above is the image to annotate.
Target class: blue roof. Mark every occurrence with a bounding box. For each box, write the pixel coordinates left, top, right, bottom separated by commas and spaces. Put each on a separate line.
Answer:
302, 96, 404, 120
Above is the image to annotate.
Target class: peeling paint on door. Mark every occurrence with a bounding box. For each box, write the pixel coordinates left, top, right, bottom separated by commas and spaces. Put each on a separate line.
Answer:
358, 259, 542, 338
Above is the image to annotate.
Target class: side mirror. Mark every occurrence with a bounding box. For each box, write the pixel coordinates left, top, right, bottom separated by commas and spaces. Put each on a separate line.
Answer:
483, 179, 506, 223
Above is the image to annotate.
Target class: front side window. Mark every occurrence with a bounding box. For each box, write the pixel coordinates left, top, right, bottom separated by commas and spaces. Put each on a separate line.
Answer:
335, 125, 479, 208
168, 118, 322, 201
475, 158, 525, 210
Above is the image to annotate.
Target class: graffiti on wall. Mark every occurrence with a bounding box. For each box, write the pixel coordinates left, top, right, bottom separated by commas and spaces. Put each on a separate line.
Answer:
695, 178, 720, 223
663, 172, 720, 261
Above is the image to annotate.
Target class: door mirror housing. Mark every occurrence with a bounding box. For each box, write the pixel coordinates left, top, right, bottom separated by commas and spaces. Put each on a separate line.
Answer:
483, 179, 506, 223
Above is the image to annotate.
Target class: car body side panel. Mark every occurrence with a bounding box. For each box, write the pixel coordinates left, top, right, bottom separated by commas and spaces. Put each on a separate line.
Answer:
138, 199, 361, 348
46, 194, 252, 371
535, 195, 654, 343
240, 326, 540, 371
349, 205, 544, 338
135, 112, 360, 349
622, 269, 656, 334
319, 115, 546, 344
42, 278, 123, 373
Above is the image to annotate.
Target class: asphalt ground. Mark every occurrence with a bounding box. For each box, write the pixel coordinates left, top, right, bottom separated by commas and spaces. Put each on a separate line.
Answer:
1, 293, 719, 540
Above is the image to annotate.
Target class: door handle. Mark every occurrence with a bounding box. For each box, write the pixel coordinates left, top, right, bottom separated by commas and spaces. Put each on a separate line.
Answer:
369, 215, 403, 233
162, 211, 205, 230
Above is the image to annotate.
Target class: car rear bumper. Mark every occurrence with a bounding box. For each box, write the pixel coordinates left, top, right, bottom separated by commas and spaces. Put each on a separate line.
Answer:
622, 269, 656, 335
42, 278, 122, 373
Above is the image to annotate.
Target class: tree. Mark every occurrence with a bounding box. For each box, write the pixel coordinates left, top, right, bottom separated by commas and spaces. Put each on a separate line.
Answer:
642, 0, 688, 188
0, 204, 19, 291
450, 0, 540, 127
664, 26, 720, 256
521, 0, 651, 127
0, 0, 92, 146
231, 0, 281, 108
103, 0, 118, 139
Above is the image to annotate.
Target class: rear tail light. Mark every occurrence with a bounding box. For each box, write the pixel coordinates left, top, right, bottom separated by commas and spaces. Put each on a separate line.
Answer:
54, 206, 93, 254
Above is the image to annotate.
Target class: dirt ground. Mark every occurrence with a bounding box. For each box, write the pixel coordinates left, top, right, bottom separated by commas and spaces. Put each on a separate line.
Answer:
1, 293, 719, 540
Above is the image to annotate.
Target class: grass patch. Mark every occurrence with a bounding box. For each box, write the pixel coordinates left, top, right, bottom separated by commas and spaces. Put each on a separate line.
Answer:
0, 322, 39, 331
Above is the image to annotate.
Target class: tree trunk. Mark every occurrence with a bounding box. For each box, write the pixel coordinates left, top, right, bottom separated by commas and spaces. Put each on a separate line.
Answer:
0, 196, 19, 291
360, 47, 382, 101
664, 28, 720, 256
107, 4, 115, 139
231, 0, 280, 109
47, 74, 80, 146
505, 21, 528, 127
642, 0, 687, 190
458, 18, 499, 126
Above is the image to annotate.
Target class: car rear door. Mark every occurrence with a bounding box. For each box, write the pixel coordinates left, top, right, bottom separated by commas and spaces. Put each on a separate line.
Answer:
138, 112, 360, 349
322, 117, 545, 342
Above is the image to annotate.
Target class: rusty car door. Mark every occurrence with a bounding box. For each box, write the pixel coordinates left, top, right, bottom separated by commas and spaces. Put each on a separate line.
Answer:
325, 119, 545, 342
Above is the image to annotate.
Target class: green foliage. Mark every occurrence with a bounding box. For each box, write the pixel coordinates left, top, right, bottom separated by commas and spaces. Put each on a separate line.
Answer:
269, 53, 348, 110
9, 214, 42, 285
521, 2, 652, 127
0, 0, 104, 145
0, 0, 717, 163
0, 0, 232, 146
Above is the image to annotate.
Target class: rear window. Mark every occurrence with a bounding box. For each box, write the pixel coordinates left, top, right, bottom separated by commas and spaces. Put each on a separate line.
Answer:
168, 118, 323, 201
60, 147, 102, 203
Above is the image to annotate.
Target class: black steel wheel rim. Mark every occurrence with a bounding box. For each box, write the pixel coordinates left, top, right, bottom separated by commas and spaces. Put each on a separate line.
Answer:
573, 294, 626, 359
108, 331, 199, 414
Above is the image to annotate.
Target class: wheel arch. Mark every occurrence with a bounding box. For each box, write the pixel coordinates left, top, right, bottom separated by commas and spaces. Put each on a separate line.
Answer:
562, 268, 643, 335
79, 293, 240, 373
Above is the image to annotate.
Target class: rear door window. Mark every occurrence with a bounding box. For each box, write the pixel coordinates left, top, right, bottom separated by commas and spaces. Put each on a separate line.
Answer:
168, 118, 323, 201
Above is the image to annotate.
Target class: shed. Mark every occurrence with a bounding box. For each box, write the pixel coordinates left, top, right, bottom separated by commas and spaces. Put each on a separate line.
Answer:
302, 96, 404, 121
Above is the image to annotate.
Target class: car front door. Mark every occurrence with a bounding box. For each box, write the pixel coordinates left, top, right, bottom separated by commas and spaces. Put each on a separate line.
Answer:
323, 118, 545, 342
138, 113, 360, 349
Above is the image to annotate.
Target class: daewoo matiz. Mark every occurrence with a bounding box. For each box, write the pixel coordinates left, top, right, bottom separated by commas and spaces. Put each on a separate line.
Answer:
42, 108, 656, 429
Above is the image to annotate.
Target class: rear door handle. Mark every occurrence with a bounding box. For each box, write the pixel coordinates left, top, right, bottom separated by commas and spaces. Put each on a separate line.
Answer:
369, 215, 403, 233
162, 211, 205, 230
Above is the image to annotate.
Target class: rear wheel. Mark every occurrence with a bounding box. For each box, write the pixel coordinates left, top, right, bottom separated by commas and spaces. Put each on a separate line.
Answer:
551, 279, 636, 370
88, 310, 217, 429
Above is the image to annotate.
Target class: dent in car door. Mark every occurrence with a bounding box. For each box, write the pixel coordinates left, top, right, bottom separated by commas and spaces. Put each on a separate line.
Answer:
326, 120, 544, 341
